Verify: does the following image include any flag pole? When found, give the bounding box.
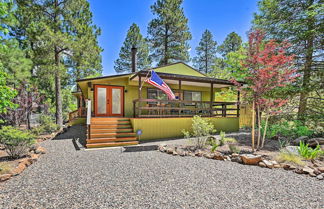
[139,69,151,90]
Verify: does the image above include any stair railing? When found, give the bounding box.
[86,100,91,140]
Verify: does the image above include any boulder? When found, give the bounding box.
[29,143,40,152]
[231,156,242,163]
[317,167,324,173]
[204,153,214,159]
[0,174,12,182]
[302,166,314,175]
[294,168,304,174]
[262,160,274,169]
[282,146,300,156]
[307,138,324,147]
[292,136,309,145]
[195,150,203,157]
[240,154,262,165]
[259,162,266,168]
[158,144,167,152]
[35,147,46,154]
[20,158,33,167]
[283,164,296,170]
[12,163,26,176]
[213,152,225,160]
[166,147,174,154]
[316,174,323,180]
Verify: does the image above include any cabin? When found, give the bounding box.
[71,62,247,148]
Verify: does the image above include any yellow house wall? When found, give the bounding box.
[130,117,239,141]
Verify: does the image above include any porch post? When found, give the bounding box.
[237,90,240,117]
[138,75,142,117]
[210,83,214,116]
[178,80,182,116]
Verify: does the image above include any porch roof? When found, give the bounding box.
[130,70,241,86]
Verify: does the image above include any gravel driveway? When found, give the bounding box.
[0,125,323,209]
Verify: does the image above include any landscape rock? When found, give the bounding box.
[292,136,308,145]
[317,167,324,173]
[213,152,225,160]
[302,166,314,175]
[35,147,47,154]
[12,163,26,176]
[195,150,203,157]
[20,158,33,167]
[240,154,262,165]
[29,143,40,152]
[259,162,266,168]
[282,164,296,170]
[316,174,323,180]
[166,147,174,154]
[204,153,214,159]
[158,144,167,152]
[0,174,12,182]
[273,164,281,168]
[295,168,304,174]
[283,146,300,156]
[307,138,324,147]
[262,160,274,169]
[231,156,242,163]
[30,154,40,161]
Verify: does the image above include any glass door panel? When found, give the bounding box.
[97,87,107,115]
[111,88,121,114]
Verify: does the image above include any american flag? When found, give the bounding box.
[145,70,176,100]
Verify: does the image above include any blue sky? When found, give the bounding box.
[88,0,259,75]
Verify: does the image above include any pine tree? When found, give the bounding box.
[13,0,102,128]
[193,29,217,74]
[114,23,151,73]
[253,0,323,122]
[218,32,242,57]
[147,0,192,66]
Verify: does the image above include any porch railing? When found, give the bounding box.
[86,100,91,140]
[133,99,240,118]
[68,107,86,122]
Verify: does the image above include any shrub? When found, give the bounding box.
[31,126,45,136]
[182,116,215,149]
[298,141,323,160]
[276,151,305,166]
[219,131,237,146]
[0,126,35,159]
[229,144,241,154]
[263,120,313,140]
[39,115,59,134]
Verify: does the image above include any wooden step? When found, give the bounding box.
[90,125,132,129]
[87,137,137,144]
[89,129,133,133]
[86,141,139,148]
[91,121,131,125]
[91,117,130,122]
[90,132,136,138]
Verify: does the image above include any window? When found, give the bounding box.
[147,88,167,100]
[184,91,202,101]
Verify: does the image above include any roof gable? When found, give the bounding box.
[153,62,206,77]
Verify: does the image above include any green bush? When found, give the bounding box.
[31,126,45,136]
[182,115,216,149]
[298,141,323,160]
[263,120,313,139]
[0,126,35,159]
[39,115,59,134]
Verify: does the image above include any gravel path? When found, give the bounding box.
[0,125,323,209]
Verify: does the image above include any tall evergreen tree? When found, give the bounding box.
[253,0,323,122]
[114,23,151,73]
[193,29,217,74]
[147,0,192,66]
[13,0,102,128]
[218,32,242,57]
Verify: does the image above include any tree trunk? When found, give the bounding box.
[251,100,255,152]
[261,113,269,148]
[256,104,261,150]
[163,25,169,65]
[297,1,315,123]
[55,49,63,129]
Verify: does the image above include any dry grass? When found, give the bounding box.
[0,162,12,175]
[275,152,306,166]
